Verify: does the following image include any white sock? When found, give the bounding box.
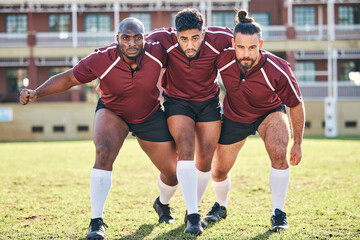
[177,160,198,215]
[212,177,231,207]
[197,168,211,206]
[269,167,290,215]
[158,176,178,205]
[90,168,112,219]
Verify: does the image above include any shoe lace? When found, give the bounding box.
[92,219,108,231]
[208,203,220,216]
[273,213,287,226]
[161,205,174,217]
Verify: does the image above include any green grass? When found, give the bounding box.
[1,137,359,239]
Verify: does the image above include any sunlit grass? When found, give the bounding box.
[0,137,359,239]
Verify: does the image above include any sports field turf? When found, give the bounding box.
[1,137,359,239]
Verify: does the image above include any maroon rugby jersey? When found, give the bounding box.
[216,49,302,123]
[73,42,166,124]
[146,27,233,102]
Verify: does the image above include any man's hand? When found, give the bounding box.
[289,143,302,166]
[20,89,37,105]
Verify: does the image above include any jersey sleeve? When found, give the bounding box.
[73,54,98,83]
[146,28,176,50]
[275,62,303,107]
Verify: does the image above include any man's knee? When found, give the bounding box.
[268,143,288,168]
[95,143,117,169]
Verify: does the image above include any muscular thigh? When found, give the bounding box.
[93,108,129,156]
[195,120,221,171]
[212,139,246,181]
[137,138,178,185]
[257,111,290,168]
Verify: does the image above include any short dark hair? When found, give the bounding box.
[175,8,204,32]
[234,9,262,39]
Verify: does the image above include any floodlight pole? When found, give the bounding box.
[325,0,338,137]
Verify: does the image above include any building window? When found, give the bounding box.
[295,61,316,82]
[85,14,111,33]
[129,13,151,33]
[212,12,235,28]
[6,68,28,93]
[251,12,270,39]
[6,15,27,33]
[339,60,360,81]
[339,6,360,24]
[171,12,177,28]
[294,7,316,26]
[49,14,70,32]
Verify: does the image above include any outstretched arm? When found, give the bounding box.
[289,101,305,166]
[20,69,82,105]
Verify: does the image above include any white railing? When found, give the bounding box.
[299,81,360,99]
[295,24,360,40]
[261,25,287,41]
[0,32,27,47]
[35,32,116,47]
[0,24,359,47]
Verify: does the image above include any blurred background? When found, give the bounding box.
[0,0,359,141]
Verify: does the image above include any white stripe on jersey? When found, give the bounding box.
[76,45,117,67]
[260,68,275,91]
[167,43,178,53]
[223,47,234,51]
[267,58,302,102]
[147,29,177,37]
[219,59,236,72]
[100,56,121,79]
[205,41,220,54]
[205,29,233,38]
[145,51,163,68]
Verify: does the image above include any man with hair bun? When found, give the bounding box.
[203,9,305,231]
[146,8,233,235]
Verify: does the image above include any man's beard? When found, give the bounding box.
[238,57,255,71]
[121,48,140,60]
[182,48,200,61]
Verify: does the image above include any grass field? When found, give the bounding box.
[1,137,359,239]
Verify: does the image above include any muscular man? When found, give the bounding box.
[146,8,233,234]
[203,9,305,231]
[20,18,178,240]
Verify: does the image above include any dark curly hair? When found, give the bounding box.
[234,9,262,39]
[175,8,204,32]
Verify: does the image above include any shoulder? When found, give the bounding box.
[217,47,236,70]
[205,27,233,39]
[263,50,291,70]
[80,43,118,64]
[146,27,176,39]
[204,27,233,52]
[144,41,166,67]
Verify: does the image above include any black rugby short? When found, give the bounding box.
[162,92,221,122]
[96,98,173,142]
[219,104,287,145]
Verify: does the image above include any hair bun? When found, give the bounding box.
[235,9,254,24]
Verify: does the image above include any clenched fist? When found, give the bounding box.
[19,89,37,105]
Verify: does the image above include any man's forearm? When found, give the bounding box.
[289,101,305,145]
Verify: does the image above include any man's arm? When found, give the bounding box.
[20,69,82,105]
[288,101,305,166]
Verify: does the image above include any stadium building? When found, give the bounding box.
[0,0,359,141]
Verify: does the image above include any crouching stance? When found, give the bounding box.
[204,9,305,231]
[20,18,178,239]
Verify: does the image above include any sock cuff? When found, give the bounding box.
[270,167,290,176]
[177,160,195,170]
[91,168,112,179]
[212,176,231,186]
[158,176,178,189]
[197,168,211,178]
